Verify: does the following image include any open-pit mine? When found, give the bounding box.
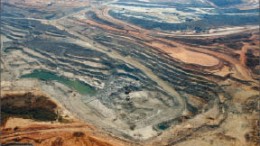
[1,0,259,146]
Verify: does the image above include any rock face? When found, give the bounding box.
[1,0,259,146]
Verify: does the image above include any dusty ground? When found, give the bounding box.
[1,118,129,146]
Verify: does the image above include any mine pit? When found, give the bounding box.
[1,91,63,125]
[1,0,259,146]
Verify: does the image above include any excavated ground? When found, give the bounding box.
[1,0,259,146]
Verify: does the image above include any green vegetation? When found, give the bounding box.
[21,70,96,95]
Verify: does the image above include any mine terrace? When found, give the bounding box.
[1,0,259,146]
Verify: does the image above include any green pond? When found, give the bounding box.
[157,123,170,130]
[21,70,96,95]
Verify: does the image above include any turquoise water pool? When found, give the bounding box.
[21,70,96,95]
